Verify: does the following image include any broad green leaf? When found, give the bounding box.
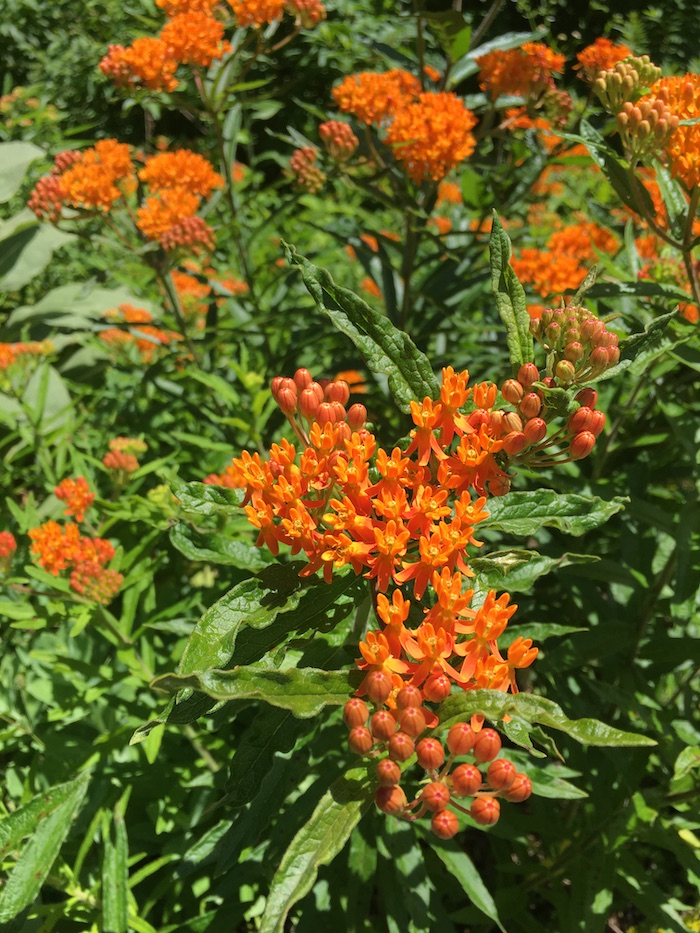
[483,490,627,536]
[0,772,90,922]
[176,562,309,675]
[259,767,375,933]
[284,243,439,411]
[23,363,73,434]
[472,551,599,593]
[7,283,157,328]
[224,706,303,808]
[169,522,271,571]
[489,212,533,372]
[152,665,358,718]
[437,690,656,747]
[102,795,129,933]
[171,480,244,516]
[0,142,44,202]
[420,828,507,932]
[0,217,75,291]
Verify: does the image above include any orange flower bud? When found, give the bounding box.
[472,728,502,763]
[330,400,346,422]
[503,411,523,434]
[396,685,423,710]
[416,738,445,771]
[567,406,592,435]
[343,697,369,728]
[294,367,313,389]
[377,758,402,786]
[325,379,350,405]
[421,781,451,811]
[487,758,517,790]
[375,784,408,814]
[503,431,527,456]
[423,672,452,703]
[564,341,585,362]
[570,430,596,460]
[348,726,374,755]
[520,392,541,419]
[523,417,547,446]
[365,671,393,704]
[371,709,398,741]
[471,795,500,825]
[388,731,415,762]
[555,360,576,383]
[447,722,475,756]
[575,387,597,407]
[517,363,539,388]
[451,763,482,796]
[588,410,606,437]
[398,706,427,738]
[299,386,321,420]
[347,403,367,429]
[431,808,459,839]
[504,772,533,802]
[316,402,337,425]
[278,386,298,415]
[501,378,524,404]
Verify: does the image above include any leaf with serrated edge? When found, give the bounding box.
[151,666,359,718]
[284,243,439,411]
[489,212,533,373]
[436,690,656,747]
[259,768,375,933]
[483,490,627,536]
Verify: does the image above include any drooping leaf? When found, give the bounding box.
[259,767,375,933]
[471,551,599,593]
[284,243,439,411]
[0,772,90,923]
[169,522,271,571]
[489,212,533,372]
[483,490,627,536]
[151,665,358,718]
[171,480,245,516]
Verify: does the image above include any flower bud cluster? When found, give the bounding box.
[103,437,147,477]
[289,147,326,194]
[594,55,662,112]
[284,0,326,28]
[0,531,17,575]
[343,702,532,838]
[616,98,679,161]
[319,120,360,162]
[530,305,620,381]
[271,368,367,434]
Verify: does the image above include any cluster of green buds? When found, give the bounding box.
[288,147,326,194]
[594,55,662,112]
[616,98,679,161]
[530,305,620,383]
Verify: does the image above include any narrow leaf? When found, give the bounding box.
[489,212,533,372]
[259,768,375,933]
[102,802,129,933]
[284,243,439,411]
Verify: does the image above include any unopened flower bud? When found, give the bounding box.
[451,763,482,796]
[588,410,606,437]
[524,417,547,445]
[487,758,517,790]
[518,363,539,388]
[431,808,459,839]
[377,758,401,786]
[471,795,501,825]
[343,698,369,728]
[421,781,451,812]
[299,386,320,420]
[416,738,445,771]
[567,406,592,435]
[423,672,452,703]
[348,726,374,755]
[555,360,576,383]
[564,341,585,362]
[575,387,597,407]
[371,709,397,741]
[316,402,337,425]
[278,386,298,415]
[375,784,407,814]
[294,367,313,389]
[503,431,527,457]
[501,379,524,404]
[504,773,532,802]
[398,706,426,738]
[472,728,502,763]
[396,685,423,710]
[503,411,524,434]
[520,392,541,419]
[570,430,596,460]
[447,722,475,756]
[347,403,367,430]
[388,731,415,762]
[318,119,359,162]
[365,671,392,704]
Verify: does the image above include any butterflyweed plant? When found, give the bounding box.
[0,2,699,931]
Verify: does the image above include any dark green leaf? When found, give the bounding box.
[102,795,129,933]
[489,212,533,372]
[169,522,270,571]
[472,551,599,593]
[483,490,627,536]
[284,243,439,411]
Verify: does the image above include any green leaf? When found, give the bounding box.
[259,768,375,933]
[151,665,358,718]
[169,523,271,571]
[0,772,90,922]
[284,243,439,411]
[0,215,75,292]
[420,828,507,932]
[483,490,627,536]
[223,706,303,808]
[655,161,688,240]
[489,212,533,373]
[7,283,157,329]
[102,793,129,933]
[599,311,679,381]
[0,142,44,203]
[437,690,656,747]
[472,551,599,593]
[171,480,244,516]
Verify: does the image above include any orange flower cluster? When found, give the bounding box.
[100,304,182,362]
[28,521,122,604]
[385,92,477,183]
[160,12,231,67]
[99,38,180,93]
[289,147,325,193]
[0,341,53,371]
[284,0,326,28]
[228,0,285,27]
[103,437,148,476]
[332,69,422,126]
[547,221,619,263]
[319,120,359,162]
[575,38,631,83]
[436,181,462,206]
[477,42,565,101]
[0,531,17,574]
[138,150,224,197]
[55,477,95,523]
[643,75,700,189]
[503,108,563,151]
[510,248,587,299]
[156,0,219,13]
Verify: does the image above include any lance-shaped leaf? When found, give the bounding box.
[483,490,627,536]
[171,480,245,517]
[0,772,91,923]
[259,767,375,933]
[152,665,360,718]
[284,242,439,411]
[489,212,533,373]
[102,792,129,933]
[471,551,599,593]
[169,523,271,571]
[437,689,656,747]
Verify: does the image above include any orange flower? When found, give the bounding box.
[285,0,326,28]
[436,181,461,206]
[332,69,421,126]
[56,140,134,212]
[510,248,587,299]
[156,0,219,13]
[360,277,382,299]
[99,38,179,93]
[575,38,631,83]
[161,12,231,66]
[643,75,700,189]
[547,222,619,263]
[228,0,285,27]
[139,150,224,197]
[423,64,441,83]
[136,186,200,240]
[385,92,477,183]
[55,477,95,523]
[0,340,53,370]
[477,42,564,100]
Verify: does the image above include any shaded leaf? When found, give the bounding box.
[102,795,129,933]
[489,212,533,372]
[169,523,271,571]
[472,551,600,593]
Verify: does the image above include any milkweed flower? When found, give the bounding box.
[99,38,179,93]
[228,0,285,27]
[285,0,326,27]
[575,38,631,83]
[0,531,17,574]
[477,42,565,101]
[642,75,700,189]
[385,92,477,183]
[55,477,95,523]
[332,69,421,126]
[139,150,224,197]
[156,0,219,13]
[160,12,231,67]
